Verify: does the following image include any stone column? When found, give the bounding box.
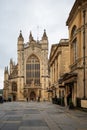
[65,85,68,106]
[73,82,77,106]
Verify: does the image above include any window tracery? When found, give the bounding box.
[26,55,40,85]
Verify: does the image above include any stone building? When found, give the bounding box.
[3,30,49,101]
[49,39,70,101]
[59,0,87,107]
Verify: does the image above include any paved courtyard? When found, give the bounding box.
[0,102,87,130]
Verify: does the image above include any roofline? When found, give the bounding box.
[49,39,69,62]
[66,0,86,26]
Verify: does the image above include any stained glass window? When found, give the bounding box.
[26,55,40,85]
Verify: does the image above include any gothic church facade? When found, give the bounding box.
[3,30,49,101]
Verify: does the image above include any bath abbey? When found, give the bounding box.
[3,30,49,101]
[3,0,87,108]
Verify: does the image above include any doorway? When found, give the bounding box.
[13,95,16,101]
[67,83,73,105]
[30,91,36,101]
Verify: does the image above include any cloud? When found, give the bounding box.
[0,0,75,89]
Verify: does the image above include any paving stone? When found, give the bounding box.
[59,124,76,130]
[76,125,87,130]
[0,123,5,129]
[6,111,18,115]
[0,102,87,130]
[23,114,43,120]
[1,122,20,130]
[40,111,61,130]
[23,109,40,114]
[21,119,47,127]
[7,116,22,121]
[1,126,19,130]
[18,126,49,130]
[2,121,20,125]
[77,129,87,130]
[0,116,8,121]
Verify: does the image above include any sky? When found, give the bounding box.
[0,0,75,89]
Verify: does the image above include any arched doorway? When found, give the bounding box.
[30,91,36,101]
[13,94,16,101]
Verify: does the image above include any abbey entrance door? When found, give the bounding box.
[30,91,36,101]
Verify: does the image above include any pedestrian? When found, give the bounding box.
[38,96,40,102]
[26,97,28,102]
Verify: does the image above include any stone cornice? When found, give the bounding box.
[66,0,87,26]
[49,41,69,65]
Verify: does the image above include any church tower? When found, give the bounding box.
[17,31,24,100]
[40,29,49,99]
[4,66,9,81]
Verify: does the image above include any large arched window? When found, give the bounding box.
[71,25,78,63]
[71,25,77,38]
[26,55,40,85]
[73,38,77,62]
